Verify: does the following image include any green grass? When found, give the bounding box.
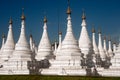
[0,75,119,80]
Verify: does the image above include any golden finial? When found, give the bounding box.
[66,0,71,14]
[2,33,5,38]
[104,36,106,40]
[98,28,101,34]
[9,17,12,24]
[113,41,116,44]
[67,7,71,14]
[108,36,111,41]
[59,31,62,35]
[30,34,32,38]
[55,39,57,42]
[44,16,47,23]
[21,8,25,20]
[82,9,86,20]
[112,38,116,44]
[92,25,95,33]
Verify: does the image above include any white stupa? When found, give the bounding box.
[6,11,32,74]
[1,34,5,50]
[92,28,101,66]
[108,37,113,58]
[29,34,38,54]
[111,42,120,69]
[0,34,6,60]
[41,4,85,76]
[78,11,93,58]
[32,41,38,54]
[56,32,62,56]
[113,42,116,53]
[56,6,81,61]
[35,16,52,61]
[103,36,109,57]
[92,27,99,55]
[101,41,120,77]
[1,18,15,61]
[98,30,106,61]
[29,34,33,51]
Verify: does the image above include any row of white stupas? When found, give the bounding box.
[0,4,120,76]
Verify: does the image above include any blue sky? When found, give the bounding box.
[0,0,120,46]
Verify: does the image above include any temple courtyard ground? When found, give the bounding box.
[0,75,120,80]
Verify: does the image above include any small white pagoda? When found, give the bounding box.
[0,34,6,64]
[98,30,106,61]
[92,28,101,67]
[103,36,109,57]
[108,37,113,58]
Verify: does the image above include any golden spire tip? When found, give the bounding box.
[21,8,25,20]
[92,27,95,33]
[98,28,101,34]
[2,33,5,38]
[82,9,86,20]
[9,17,12,24]
[44,16,47,23]
[66,0,71,14]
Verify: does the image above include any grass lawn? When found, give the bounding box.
[0,75,120,80]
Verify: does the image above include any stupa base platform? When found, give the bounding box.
[0,68,9,75]
[8,70,29,75]
[41,67,86,76]
[0,69,29,75]
[98,68,120,77]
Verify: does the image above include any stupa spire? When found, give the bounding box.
[59,32,62,45]
[29,34,33,51]
[92,27,101,66]
[10,9,31,61]
[92,27,99,55]
[56,1,81,60]
[16,9,28,45]
[108,36,113,57]
[1,17,15,61]
[103,36,107,51]
[82,9,86,20]
[113,41,116,53]
[56,32,62,54]
[79,10,92,58]
[103,36,109,57]
[0,33,5,60]
[98,29,106,61]
[36,16,52,60]
[1,33,5,47]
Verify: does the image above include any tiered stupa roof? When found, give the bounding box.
[35,16,52,60]
[56,5,81,60]
[10,12,31,61]
[78,11,92,58]
[98,30,106,61]
[1,18,15,61]
[92,27,99,55]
